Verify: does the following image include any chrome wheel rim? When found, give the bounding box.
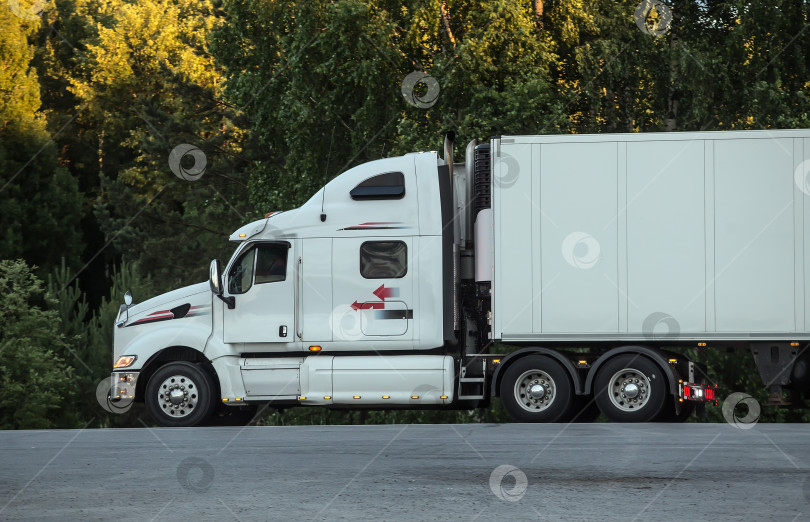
[157,374,199,418]
[514,369,555,412]
[608,368,651,412]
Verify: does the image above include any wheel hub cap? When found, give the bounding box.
[157,375,199,418]
[529,384,546,399]
[623,383,640,398]
[608,369,651,412]
[514,370,556,412]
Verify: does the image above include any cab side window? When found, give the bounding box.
[228,243,289,294]
[350,172,405,200]
[360,241,407,278]
[228,247,256,294]
[255,244,288,284]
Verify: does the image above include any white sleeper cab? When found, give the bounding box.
[110,130,810,426]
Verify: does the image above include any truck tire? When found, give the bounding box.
[593,354,667,422]
[145,362,217,427]
[500,355,573,423]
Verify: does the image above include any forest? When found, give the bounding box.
[1,0,810,428]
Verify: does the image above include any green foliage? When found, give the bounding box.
[0,259,77,429]
[0,2,83,272]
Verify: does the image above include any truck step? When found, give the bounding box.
[458,377,486,400]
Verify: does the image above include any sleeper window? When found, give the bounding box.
[350,172,405,200]
[360,241,407,279]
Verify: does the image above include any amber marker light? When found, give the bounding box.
[113,355,136,369]
[353,396,361,399]
[309,346,322,352]
[382,395,390,399]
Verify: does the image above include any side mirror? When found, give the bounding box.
[124,290,133,307]
[210,259,235,309]
[209,259,223,295]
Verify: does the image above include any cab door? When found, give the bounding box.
[223,241,297,346]
[332,237,414,342]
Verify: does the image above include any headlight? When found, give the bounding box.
[113,355,137,369]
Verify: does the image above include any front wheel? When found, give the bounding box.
[593,354,667,422]
[145,362,217,427]
[500,355,574,423]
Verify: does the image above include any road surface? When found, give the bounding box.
[1,423,809,520]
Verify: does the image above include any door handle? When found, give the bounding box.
[279,325,287,337]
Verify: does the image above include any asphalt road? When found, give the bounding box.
[1,423,809,520]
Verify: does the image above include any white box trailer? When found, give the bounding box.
[490,131,809,343]
[108,129,810,427]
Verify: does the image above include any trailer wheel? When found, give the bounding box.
[593,354,667,422]
[500,355,573,423]
[145,362,217,427]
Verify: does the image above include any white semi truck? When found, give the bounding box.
[110,129,810,426]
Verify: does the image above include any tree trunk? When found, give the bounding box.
[440,2,456,46]
[534,1,544,32]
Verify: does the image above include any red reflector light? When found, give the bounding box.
[684,385,691,399]
[705,387,715,400]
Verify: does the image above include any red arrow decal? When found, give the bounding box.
[373,284,399,300]
[351,301,385,311]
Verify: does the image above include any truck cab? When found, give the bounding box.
[110,149,460,426]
